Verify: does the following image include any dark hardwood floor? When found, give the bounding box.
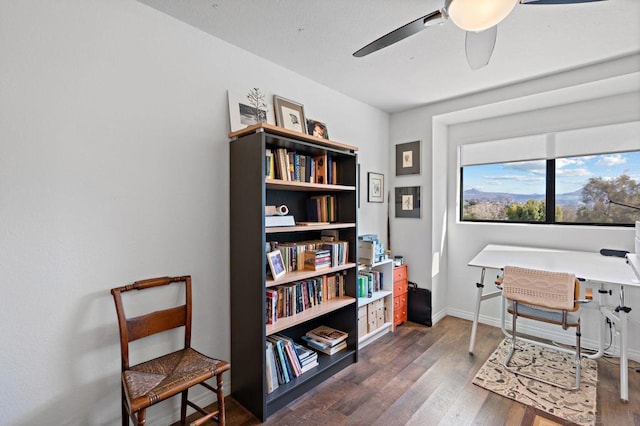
[182,316,640,425]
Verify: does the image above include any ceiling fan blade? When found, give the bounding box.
[520,0,605,4]
[465,26,497,70]
[353,10,443,57]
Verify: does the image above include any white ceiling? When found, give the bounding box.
[138,0,640,113]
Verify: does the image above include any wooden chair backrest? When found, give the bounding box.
[111,275,192,370]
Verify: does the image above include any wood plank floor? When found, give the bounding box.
[181,316,640,426]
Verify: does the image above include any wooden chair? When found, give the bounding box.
[497,266,589,391]
[111,275,230,426]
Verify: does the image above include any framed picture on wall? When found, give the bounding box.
[274,95,307,134]
[367,172,384,203]
[395,186,421,218]
[395,141,421,176]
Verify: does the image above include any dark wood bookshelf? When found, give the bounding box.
[229,125,359,421]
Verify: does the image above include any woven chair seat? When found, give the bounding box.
[124,347,230,412]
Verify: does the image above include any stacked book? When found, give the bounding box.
[304,249,331,271]
[302,325,348,355]
[266,333,319,393]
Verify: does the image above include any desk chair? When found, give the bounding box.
[111,276,230,426]
[498,266,588,391]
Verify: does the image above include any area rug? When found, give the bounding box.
[473,338,597,426]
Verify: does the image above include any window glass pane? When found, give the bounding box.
[462,160,546,222]
[556,151,640,224]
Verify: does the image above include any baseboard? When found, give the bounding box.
[446,307,640,362]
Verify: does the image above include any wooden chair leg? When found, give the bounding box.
[216,373,225,426]
[122,385,129,426]
[181,390,188,424]
[136,409,146,426]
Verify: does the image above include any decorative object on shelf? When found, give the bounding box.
[274,95,307,134]
[395,141,421,176]
[265,205,289,216]
[306,119,329,139]
[227,89,275,132]
[247,88,267,123]
[367,172,384,203]
[395,186,421,218]
[266,249,286,279]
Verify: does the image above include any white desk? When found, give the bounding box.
[468,244,638,402]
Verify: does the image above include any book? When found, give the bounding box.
[265,215,295,227]
[316,340,347,356]
[305,325,348,347]
[301,334,329,351]
[266,289,278,324]
[265,341,279,393]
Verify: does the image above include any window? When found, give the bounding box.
[459,122,640,226]
[556,152,640,224]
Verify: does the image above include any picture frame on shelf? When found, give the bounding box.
[274,95,307,134]
[367,172,384,203]
[306,119,329,139]
[395,186,421,218]
[395,141,421,176]
[266,249,286,280]
[227,90,275,132]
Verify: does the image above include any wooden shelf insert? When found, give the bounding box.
[266,296,356,336]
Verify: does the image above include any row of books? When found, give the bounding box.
[266,149,338,185]
[266,334,319,393]
[358,270,384,298]
[302,325,349,355]
[273,239,349,273]
[266,273,346,324]
[306,195,337,223]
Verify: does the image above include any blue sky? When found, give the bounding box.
[463,151,640,195]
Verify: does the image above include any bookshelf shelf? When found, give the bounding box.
[357,290,392,308]
[266,296,356,336]
[266,178,355,192]
[266,222,356,234]
[230,125,358,421]
[266,262,357,287]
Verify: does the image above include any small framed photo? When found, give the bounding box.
[367,172,384,203]
[227,90,275,132]
[274,95,307,134]
[395,186,421,218]
[266,250,286,280]
[306,119,329,139]
[396,141,421,176]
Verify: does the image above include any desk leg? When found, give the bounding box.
[469,268,486,355]
[620,309,628,402]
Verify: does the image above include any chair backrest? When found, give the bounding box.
[111,275,192,371]
[502,266,577,311]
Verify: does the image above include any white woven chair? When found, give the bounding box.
[498,265,589,390]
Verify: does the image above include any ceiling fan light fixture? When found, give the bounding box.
[447,0,519,32]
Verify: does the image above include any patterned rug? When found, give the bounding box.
[473,338,597,426]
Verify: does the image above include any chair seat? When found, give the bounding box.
[508,302,580,326]
[123,347,231,412]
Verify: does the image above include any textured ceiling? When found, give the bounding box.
[138,0,640,113]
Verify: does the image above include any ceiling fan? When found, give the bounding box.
[353,0,606,70]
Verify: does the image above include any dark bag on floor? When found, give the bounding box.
[407,281,432,326]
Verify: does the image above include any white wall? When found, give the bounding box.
[389,55,640,359]
[0,1,389,424]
